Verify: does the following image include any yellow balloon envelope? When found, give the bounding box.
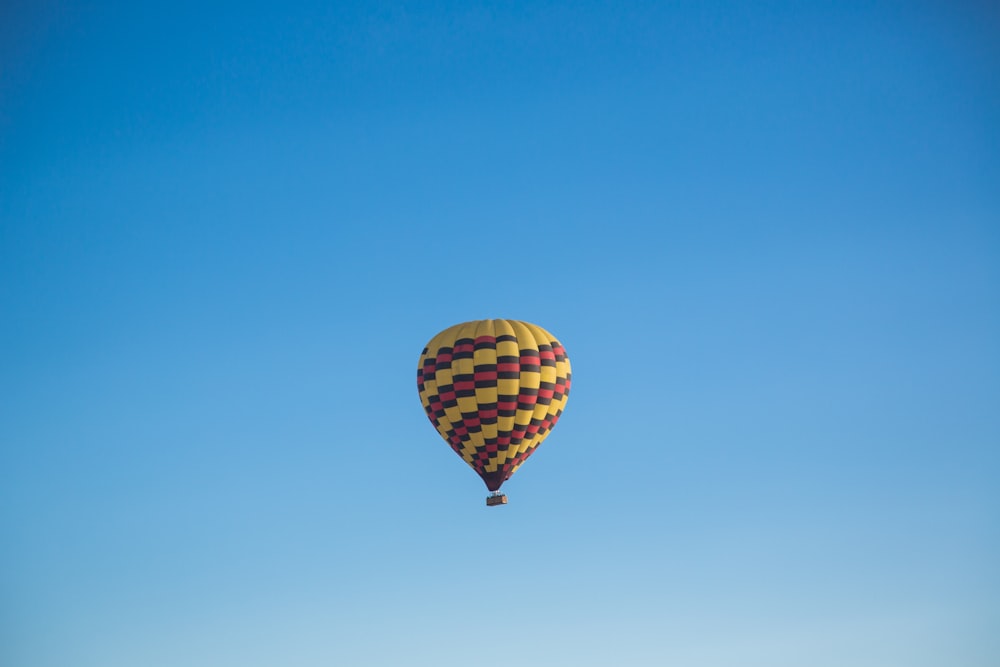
[417,319,572,502]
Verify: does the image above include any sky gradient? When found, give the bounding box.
[2,2,998,666]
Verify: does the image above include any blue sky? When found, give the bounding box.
[2,1,998,666]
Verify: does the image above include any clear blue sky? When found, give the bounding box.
[2,2,998,666]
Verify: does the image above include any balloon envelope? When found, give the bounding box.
[417,319,572,491]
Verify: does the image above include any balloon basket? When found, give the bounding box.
[486,492,508,507]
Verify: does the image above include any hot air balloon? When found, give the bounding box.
[417,319,572,506]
